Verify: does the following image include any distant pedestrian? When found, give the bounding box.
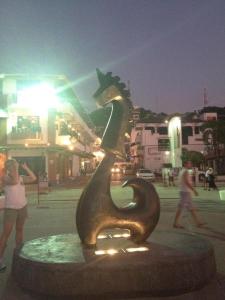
[162,168,169,186]
[173,161,206,229]
[0,159,36,272]
[207,168,218,191]
[204,168,210,190]
[168,168,175,186]
[56,173,60,185]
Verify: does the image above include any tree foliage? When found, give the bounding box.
[139,108,168,122]
[181,148,204,167]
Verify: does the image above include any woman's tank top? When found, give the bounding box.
[4,176,27,209]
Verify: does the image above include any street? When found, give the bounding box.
[0,182,225,299]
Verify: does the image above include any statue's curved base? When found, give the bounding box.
[9,231,217,298]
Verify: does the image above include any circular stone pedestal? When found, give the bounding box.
[12,230,216,298]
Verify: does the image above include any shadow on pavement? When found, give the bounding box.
[193,226,225,241]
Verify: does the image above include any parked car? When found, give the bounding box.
[123,165,136,176]
[111,164,122,174]
[111,164,123,181]
[136,169,156,181]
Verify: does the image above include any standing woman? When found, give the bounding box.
[0,159,36,271]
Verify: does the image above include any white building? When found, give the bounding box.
[130,111,215,171]
[130,122,170,171]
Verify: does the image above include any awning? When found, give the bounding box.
[0,145,95,158]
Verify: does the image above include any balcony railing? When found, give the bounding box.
[10,127,41,140]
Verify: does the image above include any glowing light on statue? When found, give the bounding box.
[95,249,118,256]
[113,233,130,238]
[126,247,149,253]
[94,246,149,256]
[97,232,131,239]
[97,234,108,239]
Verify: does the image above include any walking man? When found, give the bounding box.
[173,161,206,229]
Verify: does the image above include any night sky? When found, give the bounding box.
[0,0,225,113]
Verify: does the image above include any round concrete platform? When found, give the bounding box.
[12,230,216,298]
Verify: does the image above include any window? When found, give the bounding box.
[182,126,193,145]
[157,127,168,135]
[17,116,40,130]
[11,116,41,139]
[158,139,170,151]
[194,126,200,134]
[145,126,155,134]
[59,121,70,136]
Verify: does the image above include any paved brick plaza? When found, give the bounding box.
[0,182,225,299]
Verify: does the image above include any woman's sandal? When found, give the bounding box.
[196,222,207,228]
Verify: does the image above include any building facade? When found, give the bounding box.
[0,74,98,183]
[130,113,211,172]
[130,121,170,171]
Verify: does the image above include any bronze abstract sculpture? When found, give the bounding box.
[76,69,160,248]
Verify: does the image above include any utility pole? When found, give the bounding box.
[203,88,208,107]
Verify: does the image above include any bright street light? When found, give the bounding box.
[17,83,60,113]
